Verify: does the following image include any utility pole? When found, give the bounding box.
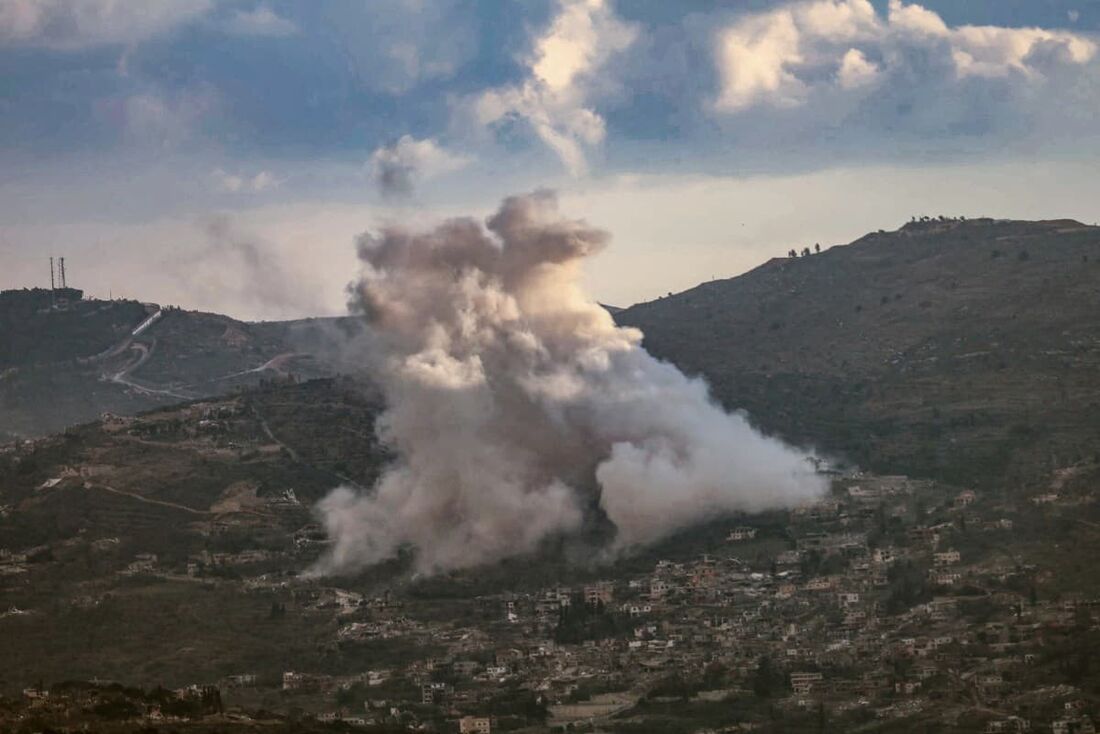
[59,257,66,289]
[49,256,56,309]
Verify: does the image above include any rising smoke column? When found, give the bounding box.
[311,191,825,575]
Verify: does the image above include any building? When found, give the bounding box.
[727,527,757,542]
[790,672,823,695]
[584,583,614,606]
[933,550,961,567]
[908,527,939,545]
[954,490,977,509]
[459,716,491,733]
[421,682,452,705]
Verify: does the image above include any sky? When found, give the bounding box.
[1,0,1099,320]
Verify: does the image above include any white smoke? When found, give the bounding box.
[311,191,825,575]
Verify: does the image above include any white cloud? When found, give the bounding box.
[885,0,947,37]
[0,0,211,49]
[222,5,296,38]
[837,47,880,89]
[471,0,638,176]
[368,136,470,196]
[714,0,1096,112]
[212,168,280,194]
[715,9,806,111]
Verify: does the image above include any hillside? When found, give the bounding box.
[0,290,358,440]
[0,377,386,689]
[616,217,1100,487]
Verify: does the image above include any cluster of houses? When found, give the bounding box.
[4,468,1098,733]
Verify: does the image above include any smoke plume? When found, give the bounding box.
[312,191,824,575]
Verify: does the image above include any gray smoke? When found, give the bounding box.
[311,191,825,575]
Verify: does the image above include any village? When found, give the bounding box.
[3,460,1099,734]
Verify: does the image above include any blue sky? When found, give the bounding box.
[2,0,1099,318]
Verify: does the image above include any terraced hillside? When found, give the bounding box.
[616,218,1100,488]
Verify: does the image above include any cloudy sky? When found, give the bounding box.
[2,0,1099,319]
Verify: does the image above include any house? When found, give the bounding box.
[22,687,47,700]
[790,672,824,695]
[954,490,977,509]
[283,672,307,691]
[776,583,797,599]
[895,681,922,695]
[872,548,899,565]
[805,576,837,592]
[421,682,452,705]
[837,592,861,607]
[1052,719,1095,734]
[224,674,257,687]
[727,527,757,542]
[933,550,961,567]
[792,500,840,521]
[123,553,158,575]
[459,716,491,733]
[847,485,880,500]
[584,583,614,606]
[931,571,962,586]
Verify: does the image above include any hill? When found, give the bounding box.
[0,377,387,689]
[615,217,1100,488]
[0,289,360,440]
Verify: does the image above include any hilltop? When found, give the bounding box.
[616,217,1100,488]
[0,289,359,440]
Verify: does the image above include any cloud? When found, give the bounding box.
[0,0,211,49]
[714,0,1096,113]
[212,168,280,194]
[471,0,638,176]
[222,5,296,38]
[99,85,220,148]
[318,0,478,95]
[837,47,880,89]
[368,136,470,197]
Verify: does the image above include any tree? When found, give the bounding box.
[814,243,821,254]
[752,655,785,698]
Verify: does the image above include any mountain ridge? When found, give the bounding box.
[615,216,1100,486]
